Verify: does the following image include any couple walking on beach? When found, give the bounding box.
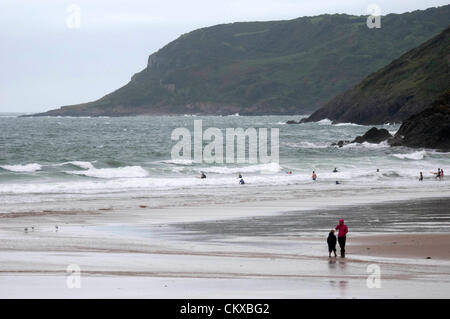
[327,219,348,258]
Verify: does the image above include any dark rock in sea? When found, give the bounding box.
[388,91,450,150]
[331,140,351,148]
[352,127,392,144]
[286,120,299,124]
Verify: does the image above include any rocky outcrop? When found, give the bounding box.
[331,127,391,147]
[331,140,351,148]
[388,91,450,150]
[352,127,392,144]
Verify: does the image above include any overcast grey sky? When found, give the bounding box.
[1,0,448,113]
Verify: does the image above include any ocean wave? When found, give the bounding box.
[56,161,95,170]
[392,150,426,160]
[388,130,399,135]
[317,119,332,125]
[0,165,445,196]
[160,159,194,165]
[284,141,329,149]
[201,162,281,174]
[66,165,149,179]
[0,163,42,172]
[340,141,390,150]
[333,122,363,127]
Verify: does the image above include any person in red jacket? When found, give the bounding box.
[335,219,348,257]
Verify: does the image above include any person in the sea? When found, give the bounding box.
[312,171,317,181]
[333,168,338,173]
[286,171,292,175]
[200,172,206,179]
[441,168,444,179]
[435,168,441,180]
[239,178,245,185]
[327,229,337,258]
[419,172,423,181]
[238,172,242,179]
[335,219,348,257]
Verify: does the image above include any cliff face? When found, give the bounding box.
[304,25,450,125]
[388,91,450,150]
[32,5,450,117]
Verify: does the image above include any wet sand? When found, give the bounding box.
[350,233,450,260]
[1,196,450,298]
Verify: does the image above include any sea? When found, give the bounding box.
[1,114,449,211]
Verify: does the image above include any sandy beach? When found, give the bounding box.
[1,189,450,298]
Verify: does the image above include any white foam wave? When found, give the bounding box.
[341,141,390,150]
[1,165,447,196]
[392,150,426,160]
[201,162,281,174]
[67,166,149,179]
[317,119,332,125]
[160,159,194,165]
[0,163,42,172]
[284,141,329,149]
[333,122,363,127]
[56,161,95,170]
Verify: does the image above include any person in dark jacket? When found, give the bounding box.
[327,229,337,257]
[335,218,348,257]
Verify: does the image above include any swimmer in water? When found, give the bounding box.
[238,172,242,179]
[312,171,317,181]
[333,168,338,173]
[199,172,206,179]
[419,172,423,181]
[239,178,245,185]
[435,168,441,180]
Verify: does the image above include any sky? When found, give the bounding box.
[1,0,448,113]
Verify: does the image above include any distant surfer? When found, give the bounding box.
[333,168,338,173]
[199,172,206,179]
[239,178,245,185]
[286,171,292,175]
[419,172,423,181]
[238,172,242,179]
[335,219,348,257]
[376,168,380,173]
[312,171,317,181]
[335,181,340,185]
[441,168,444,179]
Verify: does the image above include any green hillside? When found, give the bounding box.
[304,25,449,124]
[35,5,450,116]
